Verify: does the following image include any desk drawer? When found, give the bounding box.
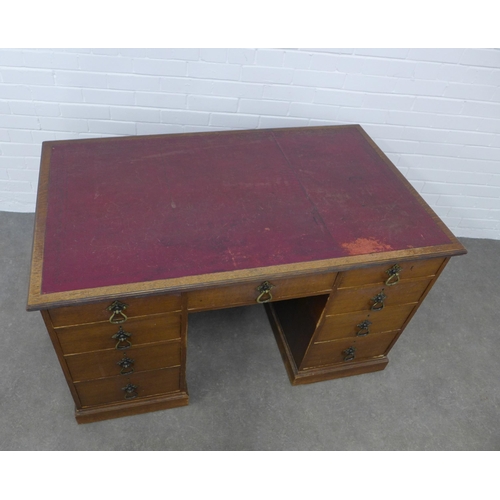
[301,331,398,370]
[65,341,182,382]
[325,278,432,315]
[187,273,336,311]
[315,303,416,342]
[338,258,444,288]
[49,294,182,327]
[56,313,181,355]
[75,366,181,408]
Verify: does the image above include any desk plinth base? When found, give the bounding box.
[265,303,388,386]
[74,391,189,424]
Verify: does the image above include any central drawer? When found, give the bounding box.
[56,313,181,355]
[187,272,337,311]
[75,366,182,407]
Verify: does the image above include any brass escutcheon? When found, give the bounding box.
[112,326,132,350]
[385,264,402,286]
[371,291,387,311]
[356,319,372,337]
[122,383,138,400]
[343,346,356,362]
[117,356,135,375]
[107,300,128,324]
[256,281,275,303]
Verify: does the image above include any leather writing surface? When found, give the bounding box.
[272,127,448,254]
[41,127,452,294]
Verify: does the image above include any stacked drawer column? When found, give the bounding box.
[41,293,189,423]
[269,258,449,385]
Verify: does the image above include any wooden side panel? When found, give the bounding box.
[270,296,326,368]
[40,310,83,409]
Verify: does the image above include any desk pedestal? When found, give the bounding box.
[42,256,449,423]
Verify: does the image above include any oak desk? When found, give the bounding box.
[27,125,466,423]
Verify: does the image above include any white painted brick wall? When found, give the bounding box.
[0,48,499,239]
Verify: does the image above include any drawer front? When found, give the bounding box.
[302,331,398,370]
[65,341,182,382]
[56,313,181,355]
[75,366,181,408]
[49,293,182,327]
[316,303,416,342]
[187,273,336,311]
[325,278,432,316]
[338,258,444,289]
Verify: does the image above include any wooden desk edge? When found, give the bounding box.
[26,125,468,312]
[27,242,467,311]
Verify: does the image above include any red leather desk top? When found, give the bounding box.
[39,125,453,295]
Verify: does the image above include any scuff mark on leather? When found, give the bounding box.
[341,237,393,255]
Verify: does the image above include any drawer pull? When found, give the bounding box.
[371,291,387,311]
[122,383,138,400]
[356,320,372,337]
[117,356,135,375]
[343,346,356,362]
[256,281,274,303]
[112,326,132,350]
[385,264,402,286]
[107,300,128,324]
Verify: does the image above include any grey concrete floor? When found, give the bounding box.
[1,211,498,450]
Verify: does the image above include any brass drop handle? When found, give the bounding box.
[117,356,135,375]
[385,264,402,286]
[112,326,132,350]
[256,281,274,303]
[107,300,128,324]
[122,383,138,400]
[356,320,372,337]
[343,346,356,362]
[371,291,387,311]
